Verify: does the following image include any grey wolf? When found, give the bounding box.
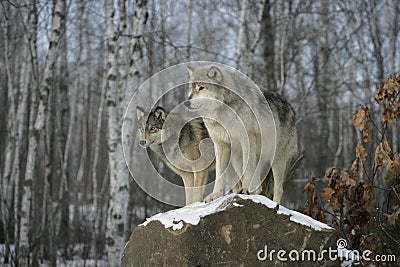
[136,106,215,205]
[185,64,297,204]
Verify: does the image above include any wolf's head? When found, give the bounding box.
[185,65,228,110]
[136,106,167,149]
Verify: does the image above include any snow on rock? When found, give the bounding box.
[141,193,332,231]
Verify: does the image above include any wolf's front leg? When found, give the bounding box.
[192,170,207,203]
[204,142,230,203]
[181,173,194,205]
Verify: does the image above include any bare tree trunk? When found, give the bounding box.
[2,4,17,263]
[277,1,291,95]
[105,0,147,263]
[244,0,266,78]
[70,0,85,244]
[314,0,330,167]
[262,0,276,91]
[185,0,193,61]
[104,0,125,264]
[18,0,64,264]
[12,3,36,252]
[91,71,107,261]
[234,0,247,68]
[385,0,398,154]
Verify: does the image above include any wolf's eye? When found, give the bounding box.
[149,126,157,133]
[198,86,204,91]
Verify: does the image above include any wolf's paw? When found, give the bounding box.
[233,186,248,194]
[204,192,222,203]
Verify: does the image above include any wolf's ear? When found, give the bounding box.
[186,64,193,76]
[207,65,223,83]
[136,106,145,119]
[154,106,167,120]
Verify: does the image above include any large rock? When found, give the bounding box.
[122,194,337,266]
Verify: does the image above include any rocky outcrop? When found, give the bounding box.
[122,194,338,266]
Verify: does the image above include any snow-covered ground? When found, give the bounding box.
[0,244,107,266]
[141,193,333,231]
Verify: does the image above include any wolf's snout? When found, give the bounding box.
[184,100,192,109]
[139,139,147,147]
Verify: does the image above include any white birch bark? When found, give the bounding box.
[244,0,266,76]
[105,0,127,264]
[105,0,147,263]
[71,0,86,237]
[185,0,192,61]
[12,2,34,242]
[91,72,107,260]
[234,0,247,68]
[385,0,398,153]
[125,0,148,165]
[2,4,17,262]
[18,0,64,264]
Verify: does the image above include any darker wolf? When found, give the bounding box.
[136,106,215,205]
[185,64,297,204]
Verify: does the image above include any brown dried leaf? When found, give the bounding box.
[375,84,385,104]
[381,103,395,124]
[352,108,367,130]
[320,187,335,203]
[342,175,356,187]
[374,142,391,171]
[362,129,370,142]
[383,140,392,155]
[304,176,316,192]
[322,167,336,183]
[384,206,400,226]
[355,143,367,162]
[384,154,400,186]
[331,194,344,213]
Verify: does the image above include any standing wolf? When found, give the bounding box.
[136,106,215,205]
[186,64,297,204]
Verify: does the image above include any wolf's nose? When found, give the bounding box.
[139,139,147,147]
[184,100,191,109]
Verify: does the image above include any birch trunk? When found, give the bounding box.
[105,0,127,264]
[314,0,330,166]
[18,0,64,264]
[234,0,247,68]
[244,0,266,77]
[12,6,34,246]
[185,0,193,61]
[2,4,17,262]
[105,0,147,263]
[71,0,85,240]
[126,0,148,165]
[262,0,276,91]
[91,76,106,260]
[385,0,398,153]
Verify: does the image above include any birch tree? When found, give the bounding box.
[262,0,276,91]
[1,3,17,263]
[104,0,127,264]
[105,0,148,263]
[234,0,247,68]
[18,0,64,264]
[13,0,38,261]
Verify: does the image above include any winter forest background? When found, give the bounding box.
[0,0,399,265]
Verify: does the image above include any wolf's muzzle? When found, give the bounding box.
[184,100,192,109]
[139,139,147,148]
